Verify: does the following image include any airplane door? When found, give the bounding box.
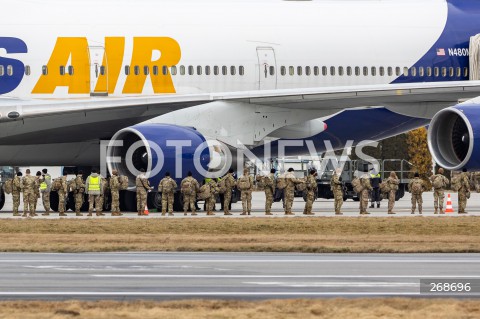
[88,46,108,96]
[257,47,277,90]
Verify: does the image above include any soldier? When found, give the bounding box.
[136,168,153,216]
[72,171,85,216]
[458,168,471,214]
[264,168,276,216]
[385,171,399,214]
[158,172,178,216]
[237,168,254,215]
[181,171,200,216]
[97,176,108,214]
[86,168,104,216]
[330,168,344,215]
[408,172,426,214]
[40,168,52,216]
[12,172,22,216]
[22,169,36,217]
[303,169,318,215]
[359,171,373,215]
[33,171,41,213]
[109,170,123,216]
[284,168,301,215]
[57,171,68,216]
[430,168,450,214]
[206,178,219,215]
[222,169,236,215]
[369,169,382,208]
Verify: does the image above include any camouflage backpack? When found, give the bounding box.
[119,176,129,190]
[432,175,445,189]
[181,178,196,196]
[451,175,461,192]
[3,179,13,194]
[217,178,227,194]
[237,176,251,191]
[67,178,77,193]
[276,175,286,190]
[379,181,391,194]
[411,179,423,195]
[51,178,63,191]
[197,184,211,200]
[295,179,307,192]
[255,176,265,190]
[352,178,363,193]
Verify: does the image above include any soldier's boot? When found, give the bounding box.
[87,212,93,216]
[388,211,395,214]
[29,213,35,217]
[168,213,174,216]
[59,213,67,216]
[247,211,251,215]
[240,212,247,215]
[137,211,142,216]
[96,212,105,216]
[335,211,343,215]
[440,209,445,214]
[377,203,380,208]
[434,209,438,214]
[306,212,314,215]
[265,212,273,215]
[22,213,28,217]
[13,213,20,216]
[191,212,197,216]
[285,212,294,215]
[42,212,50,216]
[161,212,166,216]
[76,212,83,216]
[419,210,422,215]
[184,211,188,216]
[224,212,232,215]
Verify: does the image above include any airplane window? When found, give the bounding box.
[297,66,302,76]
[143,66,149,75]
[322,66,327,76]
[124,65,130,75]
[0,65,4,76]
[355,66,360,76]
[222,66,227,75]
[338,66,344,76]
[180,65,185,75]
[206,66,211,76]
[395,67,401,76]
[371,67,376,76]
[427,67,432,77]
[289,66,294,76]
[411,67,416,77]
[441,67,446,77]
[456,67,461,77]
[314,66,319,76]
[188,65,194,75]
[379,67,385,76]
[25,65,31,76]
[269,66,274,76]
[403,67,409,76]
[100,66,105,76]
[6,65,13,76]
[464,67,468,78]
[434,67,439,77]
[214,66,219,75]
[153,66,159,76]
[363,66,368,76]
[239,66,245,76]
[387,67,393,76]
[419,67,424,77]
[449,67,454,77]
[330,66,335,76]
[281,66,286,76]
[231,66,237,76]
[171,66,177,75]
[197,66,202,75]
[68,65,74,75]
[346,66,352,76]
[134,65,140,76]
[59,66,65,76]
[162,66,168,75]
[306,66,311,76]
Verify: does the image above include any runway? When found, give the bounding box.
[1,253,480,300]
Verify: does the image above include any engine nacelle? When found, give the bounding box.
[107,124,210,188]
[428,104,480,171]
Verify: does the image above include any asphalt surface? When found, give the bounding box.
[0,252,479,300]
[1,191,480,218]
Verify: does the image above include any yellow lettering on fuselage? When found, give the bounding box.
[32,37,90,94]
[94,37,125,94]
[122,37,181,94]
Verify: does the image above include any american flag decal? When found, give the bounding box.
[437,48,446,56]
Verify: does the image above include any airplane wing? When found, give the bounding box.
[2,80,480,145]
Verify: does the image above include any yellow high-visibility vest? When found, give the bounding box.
[88,176,100,192]
[40,175,50,190]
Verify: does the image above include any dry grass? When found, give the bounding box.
[1,217,480,253]
[0,299,479,319]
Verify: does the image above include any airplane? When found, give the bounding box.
[1,0,480,211]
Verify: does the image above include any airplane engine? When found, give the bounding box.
[428,104,480,171]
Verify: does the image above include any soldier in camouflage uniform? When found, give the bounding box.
[222,169,236,215]
[57,172,68,216]
[73,171,85,216]
[40,168,52,216]
[330,168,344,215]
[158,172,178,216]
[359,172,373,215]
[109,170,123,216]
[136,169,153,216]
[22,169,37,217]
[458,168,471,214]
[12,172,22,216]
[181,171,200,216]
[429,168,450,214]
[237,168,254,215]
[264,168,276,215]
[206,179,219,215]
[284,168,301,215]
[33,171,41,213]
[408,172,426,214]
[303,169,318,215]
[385,171,399,214]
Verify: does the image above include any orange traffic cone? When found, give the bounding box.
[144,205,150,216]
[445,194,454,213]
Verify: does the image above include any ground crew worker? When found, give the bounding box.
[40,168,52,216]
[458,168,471,214]
[109,170,123,216]
[12,172,22,216]
[86,168,104,216]
[284,168,301,215]
[430,168,450,214]
[303,169,318,215]
[408,172,426,214]
[264,168,276,216]
[237,168,254,215]
[33,171,41,213]
[181,171,200,216]
[22,169,37,217]
[158,172,177,216]
[57,171,68,216]
[136,169,153,216]
[369,169,382,208]
[222,169,236,215]
[385,171,399,214]
[206,178,219,215]
[331,168,344,215]
[359,171,372,215]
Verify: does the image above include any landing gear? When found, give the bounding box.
[0,190,5,211]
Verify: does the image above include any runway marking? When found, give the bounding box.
[3,259,480,263]
[90,275,480,278]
